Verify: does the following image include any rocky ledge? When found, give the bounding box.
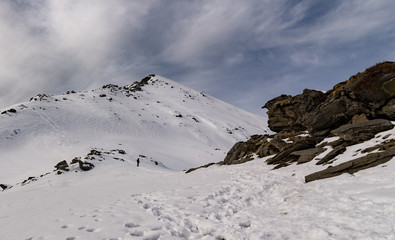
[222,61,395,182]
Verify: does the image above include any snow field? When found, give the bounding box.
[0,75,267,184]
[1,76,394,239]
[1,155,394,239]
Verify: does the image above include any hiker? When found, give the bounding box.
[137,157,140,167]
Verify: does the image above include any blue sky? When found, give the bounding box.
[1,0,395,115]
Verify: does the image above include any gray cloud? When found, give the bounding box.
[1,0,395,115]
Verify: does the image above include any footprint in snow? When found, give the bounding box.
[124,222,140,228]
[86,228,100,233]
[66,237,78,240]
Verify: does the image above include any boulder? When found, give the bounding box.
[263,61,395,134]
[263,90,326,133]
[266,138,317,166]
[305,148,395,183]
[291,148,326,164]
[316,145,346,165]
[223,135,269,165]
[331,119,394,142]
[54,160,69,171]
[256,138,287,158]
[78,160,94,171]
[380,99,395,119]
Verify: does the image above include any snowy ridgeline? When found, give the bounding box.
[1,75,395,239]
[0,75,267,186]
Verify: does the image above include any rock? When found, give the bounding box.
[305,148,395,183]
[185,162,217,173]
[267,138,317,166]
[0,184,9,190]
[291,148,326,164]
[54,160,69,171]
[70,157,80,164]
[380,98,395,119]
[78,160,94,171]
[351,113,369,124]
[256,138,287,158]
[316,145,346,165]
[331,119,394,142]
[223,134,269,165]
[88,149,101,156]
[263,90,326,133]
[263,62,395,134]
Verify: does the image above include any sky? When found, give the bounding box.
[1,0,395,115]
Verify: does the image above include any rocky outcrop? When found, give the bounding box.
[222,62,395,182]
[305,148,395,183]
[263,61,395,135]
[291,148,326,164]
[331,119,393,142]
[223,135,269,165]
[263,90,326,133]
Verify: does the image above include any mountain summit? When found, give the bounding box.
[0,75,267,185]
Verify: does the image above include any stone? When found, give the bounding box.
[380,98,395,119]
[185,163,217,174]
[54,160,69,171]
[263,62,395,134]
[78,160,94,171]
[305,148,395,183]
[291,148,326,164]
[263,90,326,133]
[316,145,346,165]
[331,119,394,142]
[351,113,368,124]
[223,135,269,165]
[256,138,287,158]
[267,138,317,165]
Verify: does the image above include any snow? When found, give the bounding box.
[0,75,267,183]
[1,154,394,239]
[1,75,395,239]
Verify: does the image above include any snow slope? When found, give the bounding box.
[0,75,267,184]
[1,75,394,239]
[1,145,394,239]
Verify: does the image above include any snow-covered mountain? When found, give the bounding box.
[1,74,394,240]
[0,74,267,186]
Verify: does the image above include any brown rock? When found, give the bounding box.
[305,148,395,183]
[316,145,346,165]
[291,148,326,164]
[331,119,394,142]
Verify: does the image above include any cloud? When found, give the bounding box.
[0,0,394,115]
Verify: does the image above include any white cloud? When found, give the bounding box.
[0,0,394,114]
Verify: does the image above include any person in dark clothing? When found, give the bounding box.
[137,157,140,167]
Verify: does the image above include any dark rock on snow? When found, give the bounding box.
[305,148,395,183]
[222,61,395,182]
[331,119,393,142]
[54,160,69,171]
[263,61,395,135]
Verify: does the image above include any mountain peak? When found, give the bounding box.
[0,74,267,186]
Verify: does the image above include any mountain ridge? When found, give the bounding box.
[222,61,395,182]
[0,74,267,186]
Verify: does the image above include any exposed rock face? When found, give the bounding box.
[291,148,326,164]
[305,149,395,183]
[264,61,395,135]
[222,62,395,182]
[263,90,326,133]
[330,119,394,142]
[223,135,269,165]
